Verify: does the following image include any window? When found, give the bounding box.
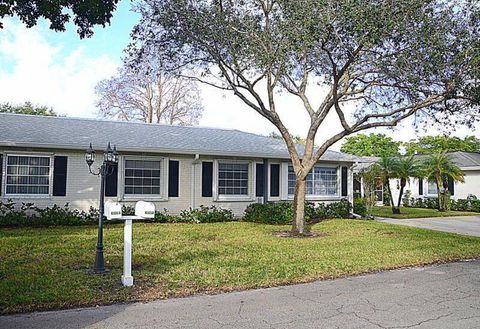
[6,155,50,195]
[218,162,249,195]
[288,165,338,196]
[124,159,161,195]
[427,181,437,195]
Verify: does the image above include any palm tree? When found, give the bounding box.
[377,156,398,213]
[392,155,421,213]
[422,152,465,211]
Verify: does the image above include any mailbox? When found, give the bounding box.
[105,201,123,220]
[135,201,155,219]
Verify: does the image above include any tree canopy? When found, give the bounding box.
[405,135,480,155]
[0,102,58,116]
[0,0,119,38]
[128,0,480,234]
[340,134,400,157]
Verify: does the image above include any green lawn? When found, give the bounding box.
[1,220,480,314]
[371,206,478,219]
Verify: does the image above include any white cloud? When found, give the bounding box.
[0,21,118,118]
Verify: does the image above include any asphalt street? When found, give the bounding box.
[1,259,479,329]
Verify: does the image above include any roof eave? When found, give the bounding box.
[0,141,355,163]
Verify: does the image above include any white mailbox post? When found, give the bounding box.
[105,201,155,287]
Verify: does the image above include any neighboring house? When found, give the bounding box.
[0,113,357,217]
[352,156,384,203]
[354,152,480,205]
[390,151,480,203]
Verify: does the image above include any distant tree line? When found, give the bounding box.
[341,133,480,157]
[0,102,58,116]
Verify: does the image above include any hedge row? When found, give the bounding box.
[243,200,351,225]
[403,197,480,212]
[0,200,234,227]
[0,199,352,227]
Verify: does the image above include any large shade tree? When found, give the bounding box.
[0,0,119,38]
[128,0,480,235]
[341,133,400,157]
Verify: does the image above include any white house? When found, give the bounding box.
[390,152,480,202]
[0,113,358,217]
[354,152,480,205]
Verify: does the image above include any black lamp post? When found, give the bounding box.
[85,142,119,274]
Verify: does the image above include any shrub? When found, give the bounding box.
[179,205,235,223]
[243,202,294,225]
[0,200,98,227]
[404,196,480,213]
[402,190,411,207]
[243,200,351,225]
[353,198,367,217]
[324,199,351,218]
[0,200,235,227]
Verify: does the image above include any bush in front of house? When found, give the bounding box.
[0,200,236,227]
[179,205,235,223]
[403,195,480,213]
[0,199,98,227]
[243,202,295,225]
[353,198,367,217]
[243,200,351,225]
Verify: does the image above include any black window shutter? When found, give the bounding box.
[418,178,423,195]
[105,164,118,197]
[448,177,455,196]
[341,166,348,197]
[270,164,280,197]
[0,154,2,196]
[168,160,179,197]
[202,162,213,197]
[256,163,264,197]
[53,156,68,196]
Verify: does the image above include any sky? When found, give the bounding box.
[0,0,477,151]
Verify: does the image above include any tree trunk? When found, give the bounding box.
[292,178,306,235]
[384,178,397,214]
[436,180,445,211]
[395,179,406,214]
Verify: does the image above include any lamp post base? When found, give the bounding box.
[94,248,107,274]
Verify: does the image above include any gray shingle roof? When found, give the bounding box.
[414,151,480,168]
[0,113,357,162]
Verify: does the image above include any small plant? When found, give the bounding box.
[402,190,411,207]
[353,198,367,217]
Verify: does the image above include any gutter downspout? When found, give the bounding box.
[191,154,201,209]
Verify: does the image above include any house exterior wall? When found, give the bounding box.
[0,146,354,217]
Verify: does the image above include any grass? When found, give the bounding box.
[1,220,480,314]
[371,206,478,219]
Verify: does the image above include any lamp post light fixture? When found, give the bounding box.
[85,142,119,274]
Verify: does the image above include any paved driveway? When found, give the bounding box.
[377,216,480,237]
[2,260,480,329]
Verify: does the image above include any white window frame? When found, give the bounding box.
[213,159,255,202]
[2,152,54,198]
[119,155,169,201]
[284,163,341,200]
